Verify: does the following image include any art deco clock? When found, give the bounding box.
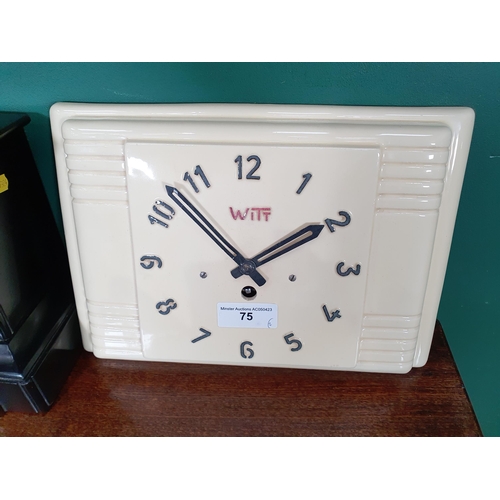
[50,103,474,373]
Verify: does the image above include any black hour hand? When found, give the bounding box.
[231,224,324,279]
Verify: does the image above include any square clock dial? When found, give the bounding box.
[50,104,474,373]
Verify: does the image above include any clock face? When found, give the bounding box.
[125,143,380,369]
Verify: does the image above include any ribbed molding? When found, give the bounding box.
[87,301,142,356]
[355,315,420,373]
[376,146,448,212]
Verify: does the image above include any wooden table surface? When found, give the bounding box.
[0,322,481,436]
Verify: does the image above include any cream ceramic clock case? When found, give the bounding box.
[50,103,474,373]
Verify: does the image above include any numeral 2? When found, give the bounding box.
[325,211,351,232]
[234,155,261,180]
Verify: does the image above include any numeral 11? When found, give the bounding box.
[184,165,211,193]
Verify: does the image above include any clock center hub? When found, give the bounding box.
[239,260,257,275]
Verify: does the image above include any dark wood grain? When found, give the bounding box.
[0,322,481,436]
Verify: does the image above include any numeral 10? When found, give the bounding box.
[148,200,175,228]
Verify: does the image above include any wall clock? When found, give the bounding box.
[50,103,474,373]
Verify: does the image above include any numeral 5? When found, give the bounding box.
[284,333,302,352]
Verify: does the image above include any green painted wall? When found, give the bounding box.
[1,62,498,435]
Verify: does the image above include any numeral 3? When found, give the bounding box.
[337,262,361,276]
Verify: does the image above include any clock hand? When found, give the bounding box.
[164,185,267,286]
[230,224,324,279]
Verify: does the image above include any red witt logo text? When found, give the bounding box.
[230,207,271,221]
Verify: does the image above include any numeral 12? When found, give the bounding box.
[234,155,261,180]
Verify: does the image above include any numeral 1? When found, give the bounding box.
[194,165,210,187]
[184,165,210,193]
[296,173,312,194]
[235,155,243,179]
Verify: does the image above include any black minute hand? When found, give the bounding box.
[230,224,324,279]
[164,185,267,286]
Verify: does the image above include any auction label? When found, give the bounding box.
[217,303,278,329]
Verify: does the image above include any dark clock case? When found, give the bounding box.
[0,112,81,413]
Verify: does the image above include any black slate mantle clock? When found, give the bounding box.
[0,112,81,413]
